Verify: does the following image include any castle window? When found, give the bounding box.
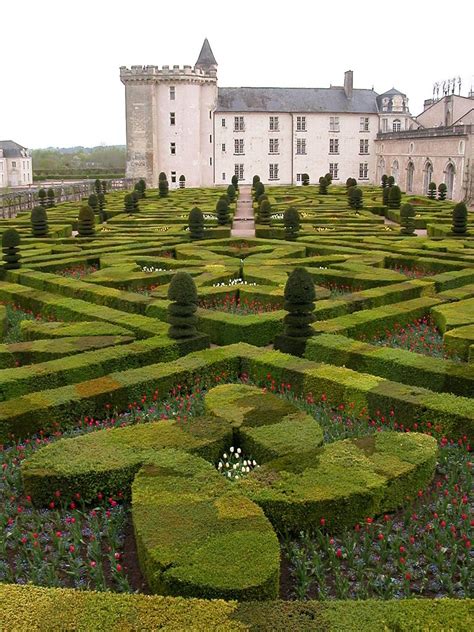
[296,173,301,182]
[210,157,212,166]
[296,116,306,132]
[269,116,279,131]
[234,116,245,132]
[222,143,226,152]
[359,139,369,154]
[269,139,279,154]
[269,163,279,180]
[329,116,340,132]
[171,171,177,183]
[296,138,306,155]
[222,118,226,127]
[12,161,16,168]
[392,119,401,132]
[170,112,176,125]
[234,139,244,155]
[210,134,212,143]
[234,163,244,181]
[359,162,369,179]
[329,163,339,179]
[360,117,370,132]
[382,118,388,132]
[222,172,226,181]
[170,143,176,155]
[329,138,339,154]
[169,86,175,100]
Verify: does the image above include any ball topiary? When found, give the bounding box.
[31,205,49,237]
[388,185,401,209]
[188,207,205,240]
[167,272,199,339]
[452,202,468,235]
[283,207,300,240]
[216,198,230,225]
[400,203,416,235]
[438,183,447,201]
[258,199,272,225]
[2,228,21,270]
[77,205,96,237]
[274,267,316,357]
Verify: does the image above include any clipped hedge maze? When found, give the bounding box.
[0,184,472,627]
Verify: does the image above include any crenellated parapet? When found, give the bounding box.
[120,64,217,85]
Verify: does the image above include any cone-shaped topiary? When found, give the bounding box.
[188,207,204,240]
[101,180,107,194]
[387,176,395,187]
[38,188,47,207]
[382,186,390,206]
[94,179,102,196]
[159,176,169,197]
[274,267,316,357]
[132,191,140,212]
[167,272,199,339]
[400,203,416,235]
[46,188,55,208]
[97,193,106,214]
[452,202,468,235]
[31,206,48,237]
[258,199,272,225]
[2,228,21,270]
[319,176,328,195]
[388,185,401,209]
[349,187,363,210]
[428,182,437,199]
[254,181,265,200]
[88,194,98,213]
[381,174,388,188]
[216,198,230,225]
[226,184,236,201]
[284,207,300,240]
[137,179,146,197]
[231,174,239,189]
[252,175,260,188]
[77,205,96,237]
[438,183,447,201]
[124,193,134,214]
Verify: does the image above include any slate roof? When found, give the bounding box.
[216,87,379,113]
[378,88,406,98]
[195,38,217,67]
[0,140,28,158]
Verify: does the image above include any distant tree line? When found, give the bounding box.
[31,146,126,180]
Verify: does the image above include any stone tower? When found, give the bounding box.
[120,39,218,187]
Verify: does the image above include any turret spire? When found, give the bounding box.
[195,38,217,70]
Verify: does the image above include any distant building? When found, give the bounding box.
[0,141,33,187]
[120,40,473,202]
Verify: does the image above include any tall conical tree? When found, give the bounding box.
[167,272,198,339]
[452,202,468,235]
[188,207,205,240]
[31,206,49,237]
[46,188,56,208]
[94,179,102,196]
[284,207,300,240]
[388,185,402,209]
[124,193,135,214]
[88,194,99,213]
[400,203,416,235]
[38,188,47,207]
[2,229,21,270]
[216,197,230,225]
[77,205,96,237]
[274,267,316,357]
[258,199,272,225]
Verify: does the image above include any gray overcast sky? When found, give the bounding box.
[1,0,472,149]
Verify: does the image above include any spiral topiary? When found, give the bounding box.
[438,183,447,201]
[274,267,316,357]
[452,202,468,235]
[283,207,300,240]
[77,205,96,237]
[188,207,205,240]
[387,176,395,187]
[216,198,230,225]
[94,179,102,196]
[46,188,55,208]
[124,193,134,214]
[167,272,199,339]
[427,182,437,199]
[159,173,169,197]
[381,174,388,188]
[349,187,363,210]
[31,206,49,237]
[38,188,47,207]
[258,199,272,225]
[2,228,21,270]
[400,203,416,235]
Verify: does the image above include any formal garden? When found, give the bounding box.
[0,175,472,630]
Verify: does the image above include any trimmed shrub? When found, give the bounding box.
[438,183,447,201]
[302,173,310,186]
[231,174,239,189]
[132,191,140,212]
[258,199,272,225]
[452,202,468,235]
[346,177,357,188]
[2,228,21,270]
[254,181,265,200]
[46,188,55,208]
[349,187,363,210]
[387,175,395,187]
[428,182,437,199]
[381,174,388,188]
[159,176,169,197]
[274,268,315,356]
[101,180,107,194]
[167,272,198,339]
[88,194,98,213]
[388,185,401,209]
[283,207,300,240]
[158,172,167,181]
[324,173,332,184]
[382,186,390,206]
[37,188,47,207]
[137,179,146,198]
[216,197,230,225]
[252,175,261,188]
[77,205,96,237]
[97,193,106,221]
[400,203,416,235]
[31,206,48,237]
[319,176,329,195]
[94,179,102,195]
[188,207,205,240]
[124,193,134,214]
[226,184,236,201]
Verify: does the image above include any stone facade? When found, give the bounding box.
[121,40,473,201]
[0,141,33,188]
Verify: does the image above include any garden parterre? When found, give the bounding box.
[0,183,472,629]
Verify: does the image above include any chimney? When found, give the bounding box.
[344,70,353,99]
[423,98,434,110]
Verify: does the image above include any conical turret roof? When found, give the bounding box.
[195,38,217,68]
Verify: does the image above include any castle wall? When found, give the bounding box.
[124,83,156,183]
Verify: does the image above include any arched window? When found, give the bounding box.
[392,119,401,132]
[179,175,186,189]
[445,163,455,199]
[406,161,414,193]
[391,160,399,184]
[423,161,433,194]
